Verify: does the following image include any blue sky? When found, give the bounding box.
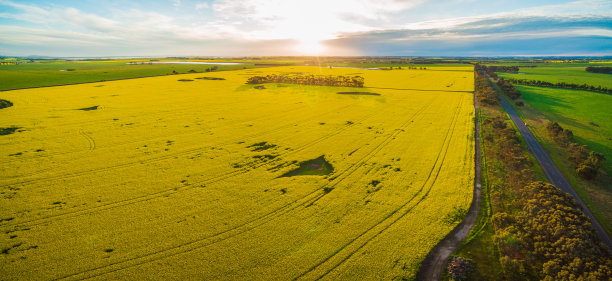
[0,0,610,56]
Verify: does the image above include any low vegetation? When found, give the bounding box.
[246,73,365,87]
[506,78,612,94]
[0,99,13,109]
[585,66,612,74]
[280,155,334,177]
[547,122,606,180]
[453,67,612,281]
[495,78,521,99]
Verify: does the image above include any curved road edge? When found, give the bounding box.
[416,89,482,281]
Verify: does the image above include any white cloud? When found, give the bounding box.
[195,2,209,10]
[0,0,610,56]
[210,0,424,41]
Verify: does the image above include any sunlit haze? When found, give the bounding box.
[0,0,611,56]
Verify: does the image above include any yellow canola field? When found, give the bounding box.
[0,66,474,280]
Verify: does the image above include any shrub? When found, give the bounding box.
[447,256,473,280]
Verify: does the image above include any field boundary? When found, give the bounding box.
[415,88,482,281]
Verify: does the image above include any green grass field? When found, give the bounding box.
[516,85,612,170]
[510,85,612,235]
[498,64,612,88]
[0,60,260,91]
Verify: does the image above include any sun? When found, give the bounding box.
[294,39,325,55]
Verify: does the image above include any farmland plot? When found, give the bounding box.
[0,66,474,280]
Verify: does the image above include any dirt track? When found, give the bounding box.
[416,87,483,281]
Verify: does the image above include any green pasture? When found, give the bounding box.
[516,85,612,171]
[0,60,255,91]
[497,64,612,88]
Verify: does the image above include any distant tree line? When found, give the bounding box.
[475,67,612,280]
[486,65,520,73]
[506,78,612,94]
[496,78,521,99]
[246,74,364,87]
[546,122,606,180]
[585,66,612,74]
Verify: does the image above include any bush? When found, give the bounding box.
[447,256,473,280]
[515,101,524,106]
[576,164,597,180]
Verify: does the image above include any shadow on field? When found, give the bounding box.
[337,92,381,96]
[281,155,334,177]
[77,106,99,111]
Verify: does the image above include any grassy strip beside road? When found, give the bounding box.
[452,66,612,281]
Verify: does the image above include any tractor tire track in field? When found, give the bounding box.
[0,101,361,187]
[1,97,321,163]
[4,102,389,229]
[293,95,465,281]
[52,96,441,281]
[415,88,481,281]
[79,129,96,150]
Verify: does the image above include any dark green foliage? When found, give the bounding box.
[585,66,612,74]
[576,164,597,180]
[337,92,380,96]
[486,65,519,73]
[442,207,468,224]
[246,74,364,87]
[0,99,13,109]
[506,78,612,94]
[253,154,276,161]
[195,77,225,80]
[280,156,334,177]
[496,78,521,99]
[546,121,573,147]
[447,256,474,280]
[548,122,605,180]
[514,100,524,106]
[493,182,612,281]
[0,126,20,135]
[77,105,99,111]
[247,142,277,151]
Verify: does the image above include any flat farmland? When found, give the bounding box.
[0,66,474,280]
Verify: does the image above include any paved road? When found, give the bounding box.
[488,73,612,252]
[416,90,483,281]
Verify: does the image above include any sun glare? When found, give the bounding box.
[294,39,325,55]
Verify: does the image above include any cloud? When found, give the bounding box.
[210,0,424,40]
[0,0,610,56]
[327,15,612,56]
[195,2,209,10]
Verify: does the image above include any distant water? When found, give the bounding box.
[126,61,243,65]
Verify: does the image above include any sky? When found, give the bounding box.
[0,0,611,57]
